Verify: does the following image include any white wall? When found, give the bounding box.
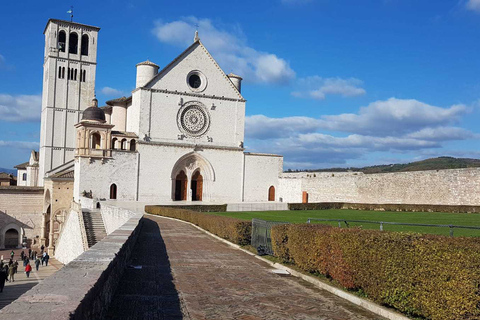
[74,151,139,203]
[100,204,140,235]
[243,154,283,202]
[54,209,85,264]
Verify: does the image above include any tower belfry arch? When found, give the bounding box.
[171,152,215,201]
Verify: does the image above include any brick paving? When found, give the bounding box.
[107,215,385,320]
[0,248,63,310]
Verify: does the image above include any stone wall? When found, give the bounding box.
[54,209,86,264]
[101,202,142,234]
[0,208,143,319]
[0,187,44,248]
[280,168,480,206]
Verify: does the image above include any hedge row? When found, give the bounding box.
[145,205,251,245]
[150,204,228,212]
[271,224,480,320]
[288,202,480,213]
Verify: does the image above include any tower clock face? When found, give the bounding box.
[177,102,210,137]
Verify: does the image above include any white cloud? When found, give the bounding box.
[0,140,39,149]
[101,87,123,96]
[292,76,366,100]
[245,98,477,168]
[466,0,480,12]
[406,127,477,141]
[320,98,469,136]
[152,17,295,84]
[0,94,41,122]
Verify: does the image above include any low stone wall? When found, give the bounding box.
[0,210,143,319]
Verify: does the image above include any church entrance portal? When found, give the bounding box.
[4,228,19,248]
[175,170,188,201]
[191,170,203,201]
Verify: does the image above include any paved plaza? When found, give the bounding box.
[107,215,386,320]
[0,248,62,310]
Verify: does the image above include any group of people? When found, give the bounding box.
[0,246,51,293]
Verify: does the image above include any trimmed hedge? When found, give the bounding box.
[145,205,251,245]
[150,204,228,212]
[288,202,480,213]
[271,224,480,320]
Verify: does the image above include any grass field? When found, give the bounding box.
[206,209,480,237]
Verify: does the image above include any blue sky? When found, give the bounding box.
[2,0,480,170]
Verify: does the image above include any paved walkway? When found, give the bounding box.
[107,215,386,320]
[0,248,63,310]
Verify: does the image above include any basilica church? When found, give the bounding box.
[10,18,284,249]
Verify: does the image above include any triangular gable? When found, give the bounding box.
[144,41,244,101]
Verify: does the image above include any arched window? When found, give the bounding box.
[81,34,89,56]
[268,186,275,201]
[130,139,136,151]
[110,184,117,200]
[58,30,66,52]
[69,32,78,54]
[81,70,86,82]
[58,66,62,78]
[22,173,27,181]
[121,139,127,150]
[74,69,77,81]
[91,132,101,149]
[112,138,117,149]
[62,67,65,79]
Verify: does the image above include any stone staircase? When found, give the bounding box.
[82,209,107,248]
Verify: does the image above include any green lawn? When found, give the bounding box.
[206,209,480,237]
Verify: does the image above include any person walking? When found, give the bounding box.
[13,260,18,274]
[20,251,25,261]
[8,263,15,282]
[0,266,6,292]
[44,253,50,267]
[28,248,32,260]
[25,263,32,278]
[10,250,14,260]
[35,257,40,271]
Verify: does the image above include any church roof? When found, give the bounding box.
[14,161,28,169]
[50,170,74,179]
[136,60,159,67]
[106,96,131,106]
[112,131,138,138]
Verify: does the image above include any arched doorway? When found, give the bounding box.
[110,184,117,200]
[191,170,203,201]
[268,186,275,201]
[4,228,19,248]
[174,170,187,201]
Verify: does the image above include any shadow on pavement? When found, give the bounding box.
[0,282,38,310]
[106,217,184,319]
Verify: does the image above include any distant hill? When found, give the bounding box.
[0,168,16,175]
[290,157,480,174]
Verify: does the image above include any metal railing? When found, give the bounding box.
[251,219,288,255]
[306,218,480,237]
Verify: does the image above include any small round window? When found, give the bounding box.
[186,70,207,92]
[188,74,201,88]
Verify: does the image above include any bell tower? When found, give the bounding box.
[38,19,100,186]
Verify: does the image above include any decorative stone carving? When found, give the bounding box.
[177,101,210,137]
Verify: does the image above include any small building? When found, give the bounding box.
[0,173,16,186]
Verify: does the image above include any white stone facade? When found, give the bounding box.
[72,35,283,205]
